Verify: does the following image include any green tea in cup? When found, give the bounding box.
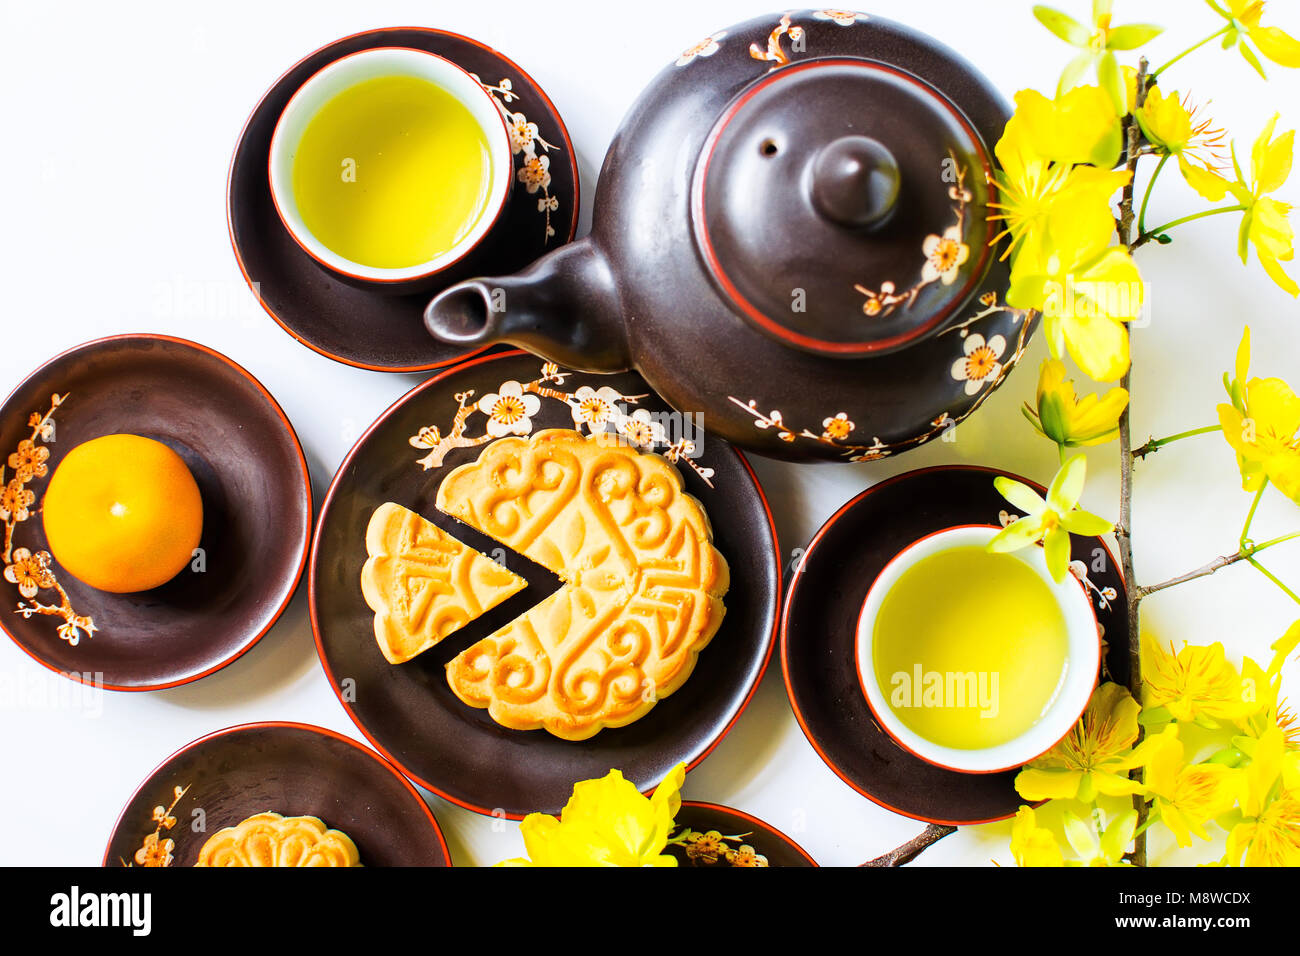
[856,525,1099,773]
[871,545,1069,750]
[269,47,511,285]
[291,74,493,270]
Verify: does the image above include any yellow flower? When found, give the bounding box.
[1144,724,1238,846]
[1010,806,1065,866]
[1224,726,1300,866]
[1217,326,1300,503]
[1142,636,1255,726]
[1034,1,1163,112]
[1212,0,1300,76]
[1016,683,1159,802]
[988,88,1128,264]
[498,763,685,867]
[1007,217,1142,382]
[1135,86,1228,194]
[1025,358,1129,447]
[989,454,1114,582]
[1192,117,1298,296]
[1062,808,1137,866]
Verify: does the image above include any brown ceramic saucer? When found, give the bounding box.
[228,26,580,372]
[0,334,311,691]
[310,350,780,818]
[103,722,449,866]
[668,801,817,867]
[781,465,1129,825]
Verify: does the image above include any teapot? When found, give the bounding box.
[424,10,1034,463]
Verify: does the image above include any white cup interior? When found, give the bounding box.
[855,524,1100,773]
[268,47,512,282]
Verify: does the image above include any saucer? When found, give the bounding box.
[104,722,449,866]
[781,465,1129,825]
[228,27,580,372]
[310,350,780,818]
[668,802,817,867]
[0,335,311,690]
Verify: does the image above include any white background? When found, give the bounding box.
[1,0,1297,867]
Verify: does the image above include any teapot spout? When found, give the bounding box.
[423,237,630,373]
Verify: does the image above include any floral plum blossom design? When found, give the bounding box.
[676,30,727,66]
[124,784,189,868]
[4,548,55,599]
[2,392,95,645]
[951,332,1007,395]
[822,412,855,440]
[0,479,34,524]
[478,381,542,437]
[855,153,971,318]
[922,225,971,285]
[475,75,562,241]
[814,9,870,26]
[410,364,717,488]
[8,439,49,482]
[671,827,771,867]
[619,408,668,448]
[570,385,623,429]
[518,153,551,194]
[728,294,1031,461]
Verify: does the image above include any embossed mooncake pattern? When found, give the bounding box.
[436,429,729,740]
[195,812,361,867]
[361,501,528,664]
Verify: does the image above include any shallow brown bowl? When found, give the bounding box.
[103,721,449,866]
[0,334,312,690]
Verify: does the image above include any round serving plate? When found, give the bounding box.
[310,350,780,818]
[669,801,817,867]
[782,465,1129,825]
[104,721,450,867]
[228,26,580,372]
[0,334,311,691]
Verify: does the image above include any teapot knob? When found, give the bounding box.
[810,135,900,230]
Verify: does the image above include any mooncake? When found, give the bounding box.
[436,429,729,739]
[361,501,528,664]
[195,812,360,867]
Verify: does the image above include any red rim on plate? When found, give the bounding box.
[227,26,581,373]
[312,348,780,816]
[103,721,450,867]
[781,464,1127,826]
[0,332,312,691]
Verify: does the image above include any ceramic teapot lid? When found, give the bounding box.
[692,57,993,357]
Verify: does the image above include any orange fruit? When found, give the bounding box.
[42,434,204,593]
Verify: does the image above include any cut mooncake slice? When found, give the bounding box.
[437,429,729,740]
[361,501,528,664]
[195,812,360,867]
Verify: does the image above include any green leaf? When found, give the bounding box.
[1062,812,1099,858]
[1240,40,1269,79]
[1137,705,1172,726]
[1060,509,1115,536]
[1098,50,1127,114]
[1101,810,1138,860]
[1045,526,1073,582]
[1107,23,1164,51]
[995,475,1047,515]
[1205,746,1247,767]
[1034,5,1090,46]
[989,517,1045,553]
[1057,49,1096,97]
[1047,454,1088,513]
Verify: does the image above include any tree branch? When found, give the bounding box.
[1137,551,1247,597]
[1116,55,1151,868]
[861,824,957,867]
